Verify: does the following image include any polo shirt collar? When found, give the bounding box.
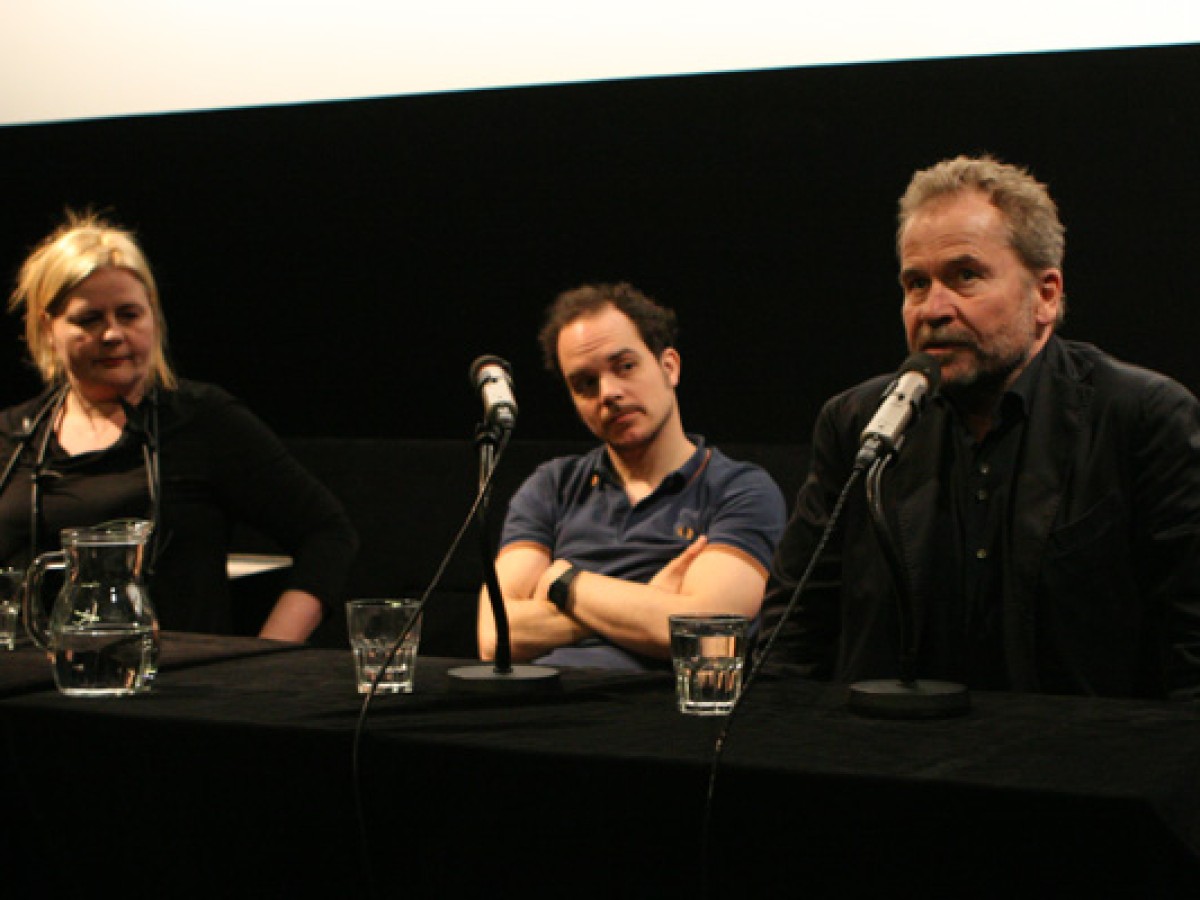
[593,434,708,494]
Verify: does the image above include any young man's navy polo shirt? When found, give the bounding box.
[499,436,787,669]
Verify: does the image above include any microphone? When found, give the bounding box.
[855,352,941,468]
[470,355,517,431]
[450,354,560,693]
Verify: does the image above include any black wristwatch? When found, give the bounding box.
[548,564,582,611]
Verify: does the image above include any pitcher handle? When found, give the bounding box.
[23,550,65,652]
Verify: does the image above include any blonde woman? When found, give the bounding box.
[0,211,357,641]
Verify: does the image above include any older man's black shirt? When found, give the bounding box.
[934,350,1046,689]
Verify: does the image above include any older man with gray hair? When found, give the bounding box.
[761,155,1200,700]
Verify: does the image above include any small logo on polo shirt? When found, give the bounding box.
[675,509,703,542]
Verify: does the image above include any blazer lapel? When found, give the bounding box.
[1003,338,1091,689]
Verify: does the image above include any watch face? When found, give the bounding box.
[550,566,577,609]
[550,576,568,608]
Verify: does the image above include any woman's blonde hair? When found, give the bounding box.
[8,210,177,388]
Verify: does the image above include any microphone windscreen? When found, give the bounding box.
[898,352,942,392]
[469,354,512,388]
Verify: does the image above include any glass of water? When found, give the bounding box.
[668,613,749,716]
[0,567,22,650]
[346,599,423,694]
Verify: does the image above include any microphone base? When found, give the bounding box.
[846,678,970,719]
[446,663,561,694]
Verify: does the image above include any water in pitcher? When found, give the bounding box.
[53,623,155,697]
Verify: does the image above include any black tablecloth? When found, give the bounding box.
[2,633,1198,899]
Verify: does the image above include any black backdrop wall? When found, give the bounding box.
[2,43,1198,446]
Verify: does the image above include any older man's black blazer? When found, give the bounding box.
[761,336,1200,700]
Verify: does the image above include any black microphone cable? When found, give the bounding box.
[349,424,513,899]
[698,358,940,895]
[119,390,165,577]
[698,463,863,898]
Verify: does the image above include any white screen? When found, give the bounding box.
[2,0,1198,126]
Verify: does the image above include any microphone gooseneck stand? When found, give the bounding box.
[845,449,970,719]
[446,421,561,692]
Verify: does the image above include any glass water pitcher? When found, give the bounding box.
[23,519,160,697]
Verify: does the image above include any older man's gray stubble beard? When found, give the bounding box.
[939,342,1032,413]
